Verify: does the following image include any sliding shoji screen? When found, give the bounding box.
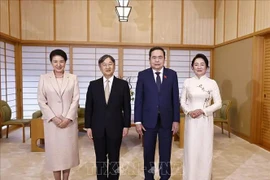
[22,46,70,118]
[170,50,211,96]
[122,49,149,119]
[122,48,170,119]
[21,46,210,119]
[0,41,16,118]
[0,42,6,101]
[73,47,118,107]
[122,48,210,120]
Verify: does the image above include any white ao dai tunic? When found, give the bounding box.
[181,75,222,180]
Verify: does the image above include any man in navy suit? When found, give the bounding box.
[134,47,180,180]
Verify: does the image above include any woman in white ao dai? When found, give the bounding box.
[181,54,222,180]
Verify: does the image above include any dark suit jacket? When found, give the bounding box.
[134,67,180,129]
[85,77,131,138]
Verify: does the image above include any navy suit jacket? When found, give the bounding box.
[134,67,180,129]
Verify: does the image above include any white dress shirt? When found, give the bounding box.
[152,67,164,83]
[103,76,114,93]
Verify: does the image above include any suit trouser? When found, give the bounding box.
[143,115,173,180]
[93,130,122,180]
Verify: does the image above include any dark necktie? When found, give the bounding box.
[155,72,161,92]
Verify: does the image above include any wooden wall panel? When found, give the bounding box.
[250,36,263,144]
[224,0,237,41]
[21,0,53,40]
[55,0,87,41]
[215,0,224,44]
[0,0,9,34]
[9,0,20,39]
[255,0,270,31]
[153,0,181,44]
[89,0,119,42]
[238,0,255,37]
[121,0,151,43]
[183,0,214,45]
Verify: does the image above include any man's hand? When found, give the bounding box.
[135,124,146,136]
[172,122,179,135]
[122,128,129,137]
[87,128,93,140]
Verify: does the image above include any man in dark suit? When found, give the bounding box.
[85,54,131,180]
[134,47,180,180]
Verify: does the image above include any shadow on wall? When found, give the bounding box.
[238,80,253,136]
[221,79,262,137]
[220,80,238,132]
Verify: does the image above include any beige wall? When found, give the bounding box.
[21,0,54,40]
[90,0,119,42]
[0,0,10,35]
[9,0,20,38]
[215,0,270,45]
[153,0,182,44]
[18,0,214,45]
[55,0,87,41]
[0,0,20,39]
[2,0,270,45]
[214,38,253,137]
[183,0,214,45]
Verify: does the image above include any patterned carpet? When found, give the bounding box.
[0,126,270,180]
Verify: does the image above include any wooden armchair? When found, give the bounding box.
[214,100,232,138]
[0,100,31,143]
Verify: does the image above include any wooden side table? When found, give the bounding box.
[179,116,185,148]
[31,118,45,152]
[174,115,185,148]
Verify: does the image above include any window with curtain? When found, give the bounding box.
[0,41,16,119]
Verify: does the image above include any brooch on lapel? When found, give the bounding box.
[164,75,167,79]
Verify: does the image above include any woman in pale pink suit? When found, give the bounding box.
[38,49,80,180]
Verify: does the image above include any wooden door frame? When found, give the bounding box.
[250,35,264,144]
[259,34,270,151]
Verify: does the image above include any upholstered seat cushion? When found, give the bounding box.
[2,119,31,125]
[1,100,31,143]
[213,117,227,122]
[78,118,84,126]
[32,110,42,119]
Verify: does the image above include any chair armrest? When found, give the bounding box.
[77,108,85,118]
[32,110,42,119]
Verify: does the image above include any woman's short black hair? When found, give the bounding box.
[149,46,166,58]
[191,53,209,68]
[98,54,116,65]
[49,49,68,62]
